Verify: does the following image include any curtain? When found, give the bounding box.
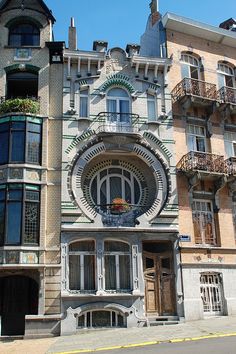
[107,99,117,123]
[84,255,95,290]
[119,100,129,123]
[119,255,130,290]
[79,96,88,117]
[105,255,116,290]
[69,255,80,290]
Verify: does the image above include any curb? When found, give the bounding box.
[51,332,236,354]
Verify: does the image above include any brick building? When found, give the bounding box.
[0,0,64,336]
[162,12,236,320]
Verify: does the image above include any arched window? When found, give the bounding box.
[104,241,131,292]
[69,240,96,292]
[90,166,141,208]
[9,22,40,46]
[7,71,38,99]
[106,88,130,124]
[218,62,235,88]
[180,53,200,80]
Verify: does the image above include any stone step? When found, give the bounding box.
[147,316,180,327]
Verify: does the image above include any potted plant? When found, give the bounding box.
[110,198,130,214]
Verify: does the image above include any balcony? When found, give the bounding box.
[172,78,217,108]
[95,112,140,136]
[218,86,236,113]
[226,157,236,176]
[0,96,40,115]
[177,151,227,175]
[96,203,141,227]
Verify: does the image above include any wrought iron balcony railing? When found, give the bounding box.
[172,78,218,104]
[218,86,236,105]
[225,157,236,175]
[95,112,140,135]
[96,204,142,227]
[177,151,227,174]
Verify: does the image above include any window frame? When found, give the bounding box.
[217,63,235,88]
[147,94,157,121]
[106,88,131,124]
[0,184,40,246]
[0,119,42,166]
[192,199,217,246]
[180,53,200,80]
[79,88,89,118]
[187,124,207,152]
[8,22,40,47]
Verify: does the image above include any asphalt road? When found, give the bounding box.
[91,337,236,354]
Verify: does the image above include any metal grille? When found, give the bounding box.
[200,274,223,315]
[192,200,216,245]
[24,202,39,244]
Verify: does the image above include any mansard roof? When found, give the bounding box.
[0,0,56,23]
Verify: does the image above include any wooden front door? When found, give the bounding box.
[143,252,176,316]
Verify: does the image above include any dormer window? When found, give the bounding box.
[9,22,40,47]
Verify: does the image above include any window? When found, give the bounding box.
[107,88,130,124]
[0,119,42,165]
[187,124,206,152]
[181,53,200,80]
[79,89,89,118]
[147,94,157,121]
[69,241,96,292]
[218,63,235,88]
[77,310,125,328]
[200,273,223,315]
[104,241,131,292]
[9,22,40,47]
[192,200,216,246]
[7,72,38,99]
[0,184,40,246]
[224,131,236,158]
[90,166,141,208]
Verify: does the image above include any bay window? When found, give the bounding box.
[0,118,42,165]
[0,184,40,246]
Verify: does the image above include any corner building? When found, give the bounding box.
[163,13,236,320]
[0,0,63,336]
[60,8,181,334]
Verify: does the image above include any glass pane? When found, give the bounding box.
[11,122,25,130]
[105,255,116,290]
[24,201,39,244]
[100,180,107,206]
[104,241,129,252]
[11,131,25,162]
[190,66,199,80]
[26,131,41,163]
[9,190,22,200]
[107,88,129,97]
[25,190,39,201]
[84,255,95,290]
[134,178,140,204]
[147,100,156,120]
[119,100,130,123]
[0,132,9,164]
[107,100,117,122]
[92,311,111,327]
[91,177,97,205]
[225,75,234,88]
[196,137,206,152]
[119,255,130,289]
[69,241,95,252]
[0,191,5,201]
[6,202,22,244]
[110,176,122,202]
[78,315,85,327]
[27,123,41,133]
[125,181,131,203]
[0,202,5,244]
[69,255,80,290]
[80,96,88,117]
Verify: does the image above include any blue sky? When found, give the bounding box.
[46,0,236,50]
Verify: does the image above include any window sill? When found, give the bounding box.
[62,291,134,298]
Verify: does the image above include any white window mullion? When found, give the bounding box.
[80,254,84,290]
[116,255,120,289]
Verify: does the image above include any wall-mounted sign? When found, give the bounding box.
[180,234,191,242]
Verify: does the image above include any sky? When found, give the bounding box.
[45,0,236,50]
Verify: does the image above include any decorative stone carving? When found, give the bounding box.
[9,168,23,180]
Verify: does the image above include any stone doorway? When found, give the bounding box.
[143,241,176,317]
[0,275,38,336]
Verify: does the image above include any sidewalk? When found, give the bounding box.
[1,316,236,354]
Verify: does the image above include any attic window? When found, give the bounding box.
[9,23,40,47]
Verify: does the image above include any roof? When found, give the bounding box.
[162,12,236,48]
[0,0,56,23]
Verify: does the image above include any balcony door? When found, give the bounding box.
[107,88,130,129]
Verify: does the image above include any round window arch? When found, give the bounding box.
[8,22,40,46]
[90,166,141,208]
[106,87,131,124]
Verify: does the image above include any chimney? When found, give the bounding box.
[219,18,236,31]
[149,0,161,26]
[93,40,108,52]
[68,17,77,50]
[126,44,140,57]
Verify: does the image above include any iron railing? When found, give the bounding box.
[172,78,217,103]
[225,157,236,175]
[218,86,236,105]
[0,95,40,103]
[96,204,142,227]
[177,151,227,174]
[95,112,140,135]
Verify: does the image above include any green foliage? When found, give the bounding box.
[0,98,40,114]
